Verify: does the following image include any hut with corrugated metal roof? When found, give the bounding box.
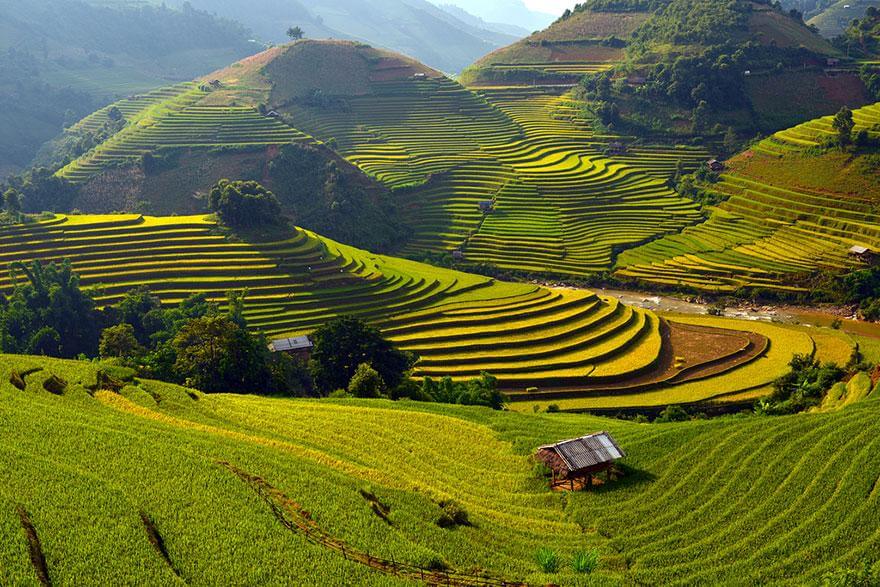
[269,335,314,361]
[536,432,625,490]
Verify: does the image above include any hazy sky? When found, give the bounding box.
[523,0,578,13]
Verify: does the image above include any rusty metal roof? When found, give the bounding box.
[540,432,625,472]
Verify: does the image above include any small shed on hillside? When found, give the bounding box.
[478,200,494,214]
[536,432,625,490]
[849,245,874,262]
[269,336,314,361]
[707,159,725,172]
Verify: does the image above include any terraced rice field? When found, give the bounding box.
[283,77,707,276]
[617,102,880,291]
[58,84,310,184]
[2,354,878,584]
[0,214,680,390]
[0,214,806,402]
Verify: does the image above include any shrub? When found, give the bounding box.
[436,500,470,528]
[535,547,560,573]
[572,549,600,573]
[546,404,560,413]
[655,404,690,423]
[347,362,386,398]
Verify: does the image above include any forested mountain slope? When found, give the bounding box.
[464,0,870,135]
[0,0,257,177]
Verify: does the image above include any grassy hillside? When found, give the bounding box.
[267,42,707,275]
[0,213,811,406]
[1,353,879,584]
[617,101,880,292]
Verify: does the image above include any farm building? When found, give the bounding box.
[269,336,314,360]
[849,245,874,262]
[452,249,465,261]
[707,159,725,172]
[478,200,494,213]
[536,432,625,490]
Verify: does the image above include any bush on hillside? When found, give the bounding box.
[419,373,507,410]
[536,547,560,573]
[436,500,471,528]
[347,362,386,398]
[208,179,282,229]
[760,354,845,414]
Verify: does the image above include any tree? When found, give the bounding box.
[348,362,386,398]
[309,316,415,393]
[99,323,143,360]
[3,188,22,215]
[832,106,855,148]
[286,26,304,40]
[171,315,272,393]
[208,179,282,229]
[0,260,104,358]
[691,100,709,132]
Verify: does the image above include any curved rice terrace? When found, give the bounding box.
[2,355,879,584]
[617,101,880,292]
[0,213,817,406]
[56,83,312,184]
[280,73,707,276]
[55,41,713,278]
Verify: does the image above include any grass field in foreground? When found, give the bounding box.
[1,354,878,585]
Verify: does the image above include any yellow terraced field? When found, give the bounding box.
[617,101,880,291]
[0,214,684,391]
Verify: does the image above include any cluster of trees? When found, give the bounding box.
[827,106,879,150]
[267,144,409,251]
[0,261,508,408]
[757,354,845,414]
[208,179,283,229]
[1,168,79,213]
[0,260,103,357]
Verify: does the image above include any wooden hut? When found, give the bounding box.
[478,200,494,214]
[707,159,725,172]
[849,245,874,263]
[536,432,625,490]
[269,336,314,361]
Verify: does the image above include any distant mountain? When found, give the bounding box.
[434,0,557,32]
[140,0,522,73]
[0,0,257,177]
[437,3,531,37]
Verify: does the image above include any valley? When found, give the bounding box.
[2,0,880,584]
